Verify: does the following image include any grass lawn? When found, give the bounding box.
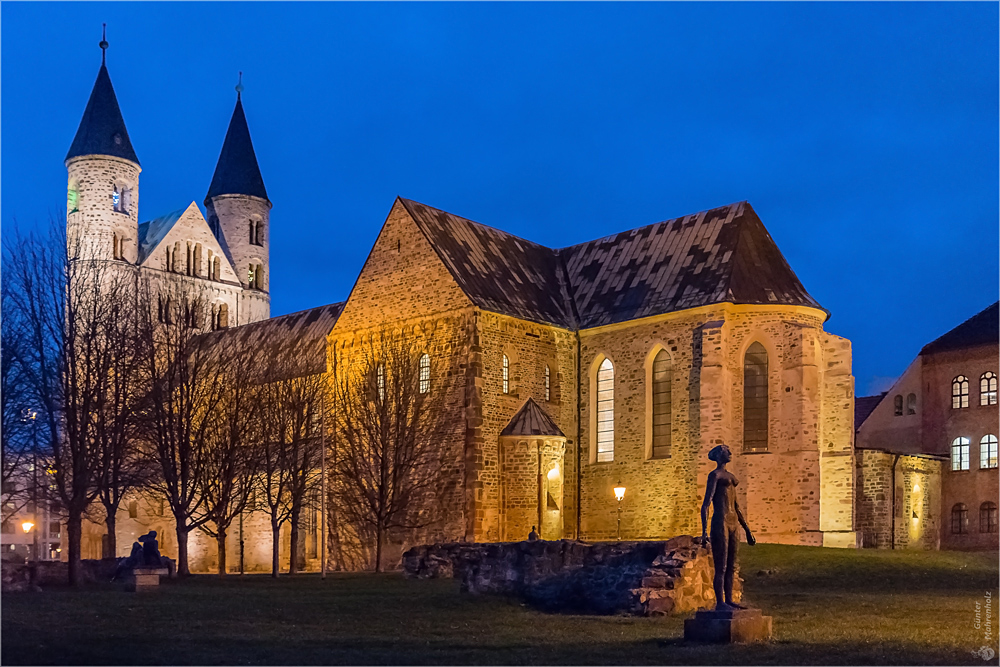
[2,544,997,665]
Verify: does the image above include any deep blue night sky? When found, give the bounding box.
[2,2,997,396]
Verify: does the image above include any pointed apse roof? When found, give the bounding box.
[206,94,269,203]
[500,398,565,437]
[66,63,139,164]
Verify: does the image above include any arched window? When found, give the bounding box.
[249,221,256,245]
[651,349,672,459]
[121,187,131,214]
[502,354,510,394]
[193,244,203,277]
[951,437,970,471]
[980,502,998,534]
[743,342,768,452]
[951,503,968,534]
[893,395,903,416]
[906,393,917,415]
[376,364,385,401]
[185,242,192,276]
[112,233,121,260]
[158,296,172,325]
[981,372,997,406]
[952,375,969,409]
[544,366,551,402]
[257,264,264,289]
[212,256,221,281]
[980,435,998,470]
[256,221,264,246]
[112,186,121,211]
[419,354,430,394]
[596,358,615,462]
[217,303,228,329]
[248,264,256,288]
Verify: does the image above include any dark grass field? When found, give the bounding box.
[2,544,997,665]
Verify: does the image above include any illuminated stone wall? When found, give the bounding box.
[855,450,942,550]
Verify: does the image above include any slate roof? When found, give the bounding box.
[854,393,886,431]
[196,302,345,380]
[205,94,269,203]
[401,198,824,330]
[137,209,184,264]
[921,302,999,356]
[66,64,139,165]
[500,398,565,437]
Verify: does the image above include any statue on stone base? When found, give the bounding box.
[699,444,755,611]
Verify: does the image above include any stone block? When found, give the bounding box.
[684,608,773,643]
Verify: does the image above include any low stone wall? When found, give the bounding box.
[402,535,741,616]
[1,557,176,591]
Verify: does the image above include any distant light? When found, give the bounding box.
[913,483,921,493]
[21,521,34,534]
[613,482,626,502]
[547,465,560,481]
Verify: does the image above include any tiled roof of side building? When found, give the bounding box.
[854,393,887,431]
[196,302,344,379]
[402,198,824,331]
[920,301,999,356]
[66,64,139,165]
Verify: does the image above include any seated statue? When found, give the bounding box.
[111,541,144,581]
[139,531,161,567]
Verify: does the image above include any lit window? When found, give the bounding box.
[419,354,430,394]
[502,354,510,394]
[951,503,968,534]
[651,349,672,459]
[981,502,998,533]
[906,393,916,415]
[893,395,903,416]
[377,364,385,401]
[981,372,997,406]
[952,376,969,409]
[544,366,551,402]
[596,358,615,463]
[951,437,970,471]
[112,187,120,210]
[743,342,768,452]
[980,435,998,470]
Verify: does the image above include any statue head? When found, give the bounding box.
[148,530,157,539]
[708,444,732,464]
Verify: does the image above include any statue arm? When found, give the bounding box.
[700,472,717,542]
[734,498,756,545]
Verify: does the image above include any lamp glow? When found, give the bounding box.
[21,521,33,534]
[613,484,626,501]
[913,483,921,493]
[547,465,560,481]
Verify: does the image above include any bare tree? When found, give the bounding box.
[1,273,31,523]
[330,328,449,572]
[3,221,145,584]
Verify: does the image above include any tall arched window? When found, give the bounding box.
[249,221,256,245]
[419,354,431,394]
[502,354,510,394]
[743,342,768,452]
[217,303,228,329]
[596,358,615,462]
[952,375,969,409]
[893,395,903,416]
[544,366,551,402]
[951,503,968,534]
[256,221,264,246]
[980,435,998,470]
[951,437,970,471]
[906,393,917,415]
[651,349,672,459]
[980,502,998,534]
[376,364,385,401]
[981,372,997,406]
[212,256,221,281]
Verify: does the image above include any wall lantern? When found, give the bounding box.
[613,483,626,502]
[21,521,34,534]
[613,481,626,541]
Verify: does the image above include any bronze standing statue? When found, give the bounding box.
[700,444,755,611]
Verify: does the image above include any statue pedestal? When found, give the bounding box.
[129,567,169,592]
[684,608,772,643]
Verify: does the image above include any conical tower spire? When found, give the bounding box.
[205,79,268,203]
[66,26,139,165]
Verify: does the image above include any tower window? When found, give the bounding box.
[951,436,970,471]
[544,365,551,402]
[419,354,430,394]
[250,221,264,246]
[651,349,672,459]
[112,187,120,210]
[595,357,615,463]
[113,186,131,214]
[980,435,998,469]
[502,354,510,394]
[952,375,969,409]
[743,342,769,452]
[981,372,997,406]
[951,503,968,534]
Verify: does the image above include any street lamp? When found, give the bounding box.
[20,409,40,575]
[613,481,626,541]
[21,521,34,534]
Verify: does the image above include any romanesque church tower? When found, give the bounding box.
[205,85,272,323]
[65,39,140,263]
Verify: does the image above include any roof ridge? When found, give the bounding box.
[398,198,557,252]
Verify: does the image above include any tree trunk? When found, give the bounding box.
[67,513,83,586]
[104,508,117,559]
[375,523,383,573]
[176,523,190,576]
[288,510,300,575]
[217,526,227,577]
[271,515,280,578]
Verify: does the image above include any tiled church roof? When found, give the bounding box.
[921,301,999,356]
[66,64,139,165]
[205,94,269,203]
[402,198,824,330]
[500,398,565,437]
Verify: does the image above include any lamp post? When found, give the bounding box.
[21,409,39,577]
[613,481,626,541]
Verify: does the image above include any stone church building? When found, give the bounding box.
[66,47,859,572]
